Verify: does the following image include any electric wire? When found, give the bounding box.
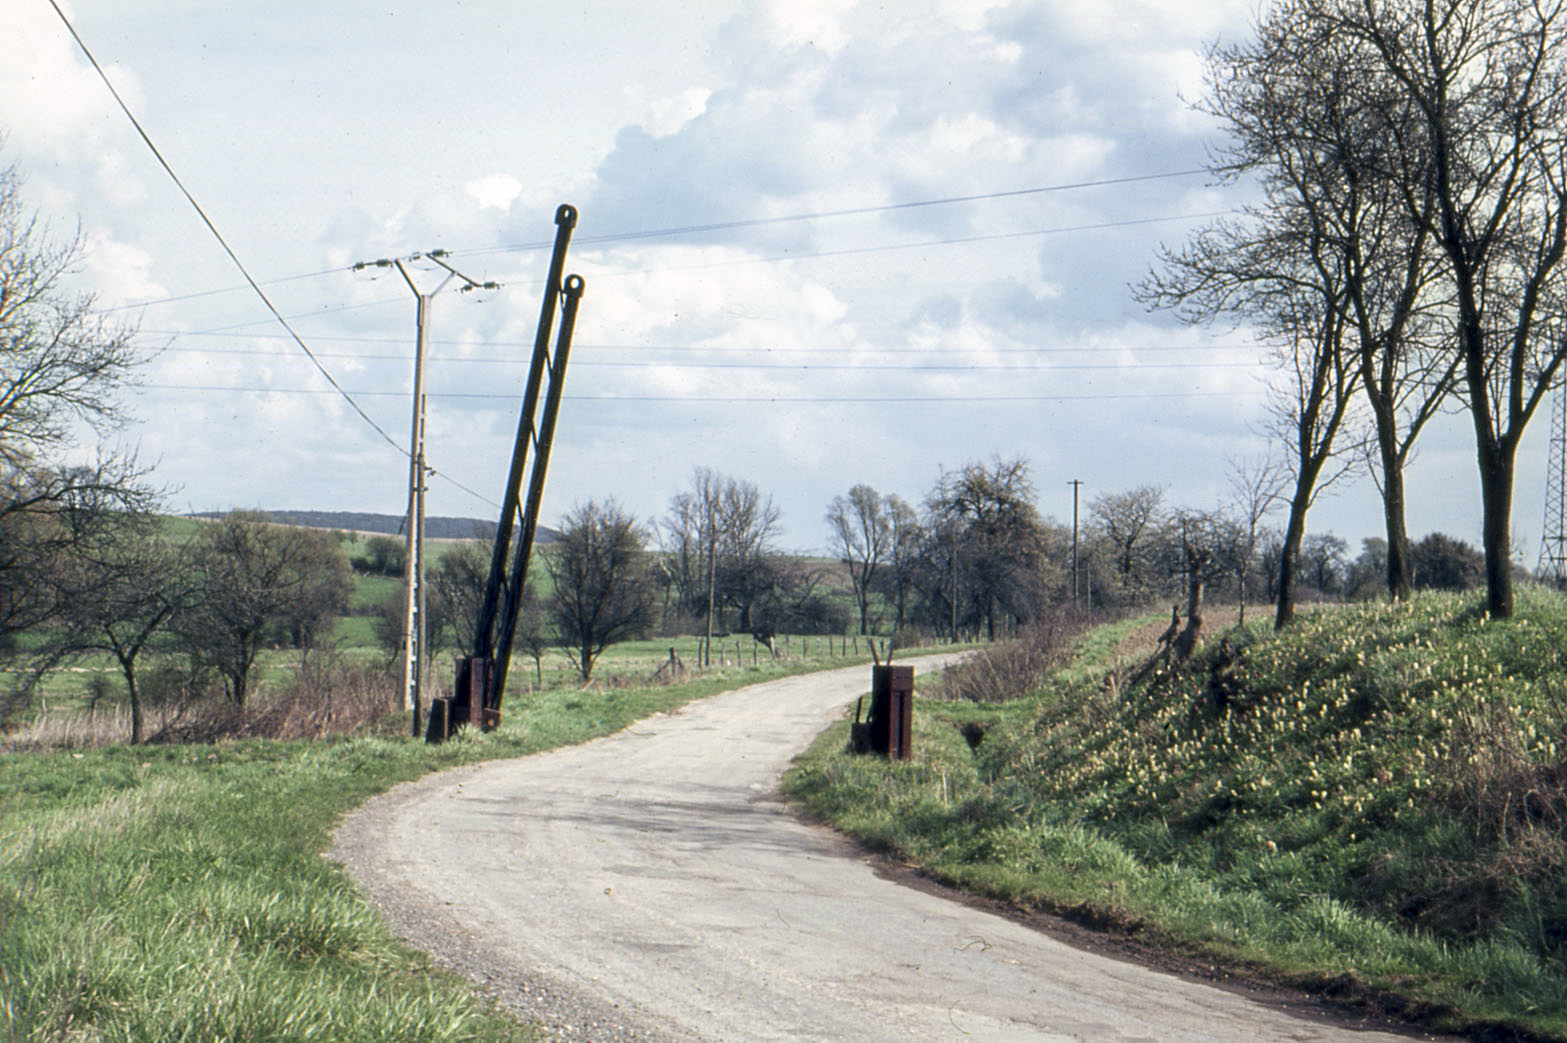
[146,354,1260,374]
[553,209,1237,280]
[45,0,404,457]
[97,266,348,314]
[142,339,1268,358]
[472,169,1215,256]
[140,383,1245,404]
[106,192,1234,317]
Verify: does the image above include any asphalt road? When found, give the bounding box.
[332,656,1434,1042]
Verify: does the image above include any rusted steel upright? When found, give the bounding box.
[472,204,577,664]
[488,274,585,716]
[867,664,915,760]
[430,205,581,743]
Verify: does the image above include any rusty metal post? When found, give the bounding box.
[866,664,915,760]
[432,204,583,744]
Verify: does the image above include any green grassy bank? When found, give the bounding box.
[0,655,858,1042]
[785,590,1567,1040]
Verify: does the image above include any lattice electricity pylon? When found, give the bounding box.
[1539,381,1567,587]
[426,204,584,742]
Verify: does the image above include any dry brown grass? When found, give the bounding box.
[1110,604,1246,662]
[929,610,1094,703]
[5,660,400,750]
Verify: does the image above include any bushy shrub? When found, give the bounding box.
[148,659,397,743]
[930,609,1093,703]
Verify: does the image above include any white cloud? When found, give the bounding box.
[79,231,165,306]
[465,174,523,212]
[763,0,857,53]
[0,5,142,157]
[644,87,714,138]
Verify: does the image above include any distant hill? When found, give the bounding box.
[185,510,506,540]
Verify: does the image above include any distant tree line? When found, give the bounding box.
[190,510,502,541]
[534,454,1494,687]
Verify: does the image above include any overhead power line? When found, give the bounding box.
[475,169,1215,256]
[153,357,1257,375]
[105,190,1231,317]
[97,266,347,314]
[145,338,1266,358]
[140,383,1242,405]
[46,0,405,456]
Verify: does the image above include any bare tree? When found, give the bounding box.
[0,162,149,640]
[661,468,783,661]
[1088,485,1165,603]
[180,513,352,706]
[1313,0,1567,618]
[925,457,1047,641]
[883,494,922,633]
[1143,171,1366,629]
[1226,456,1286,625]
[1166,509,1236,661]
[0,167,141,470]
[426,539,493,656]
[1142,0,1489,625]
[1208,3,1456,604]
[1301,531,1349,598]
[53,512,187,744]
[825,484,892,635]
[0,161,151,724]
[713,474,784,634]
[547,500,655,682]
[659,471,713,626]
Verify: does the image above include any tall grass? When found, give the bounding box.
[785,589,1567,1040]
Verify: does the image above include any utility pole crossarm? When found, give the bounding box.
[351,249,501,738]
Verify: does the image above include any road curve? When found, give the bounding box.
[332,657,1429,1042]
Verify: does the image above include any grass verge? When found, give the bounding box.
[784,591,1567,1041]
[1,654,862,1042]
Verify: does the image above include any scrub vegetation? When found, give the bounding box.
[786,590,1567,1040]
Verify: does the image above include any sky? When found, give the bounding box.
[2,0,1550,560]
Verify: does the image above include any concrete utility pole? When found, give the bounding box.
[352,250,498,734]
[1069,479,1082,607]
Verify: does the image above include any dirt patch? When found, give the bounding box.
[1113,604,1246,662]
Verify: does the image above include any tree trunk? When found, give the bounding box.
[704,535,716,668]
[1275,498,1308,630]
[124,656,143,746]
[1458,293,1517,620]
[1478,440,1516,619]
[1274,466,1317,630]
[1174,561,1207,662]
[1380,477,1413,602]
[1373,408,1414,602]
